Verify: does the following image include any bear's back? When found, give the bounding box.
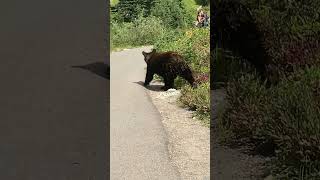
[149,52,185,69]
[149,52,183,64]
[147,51,190,77]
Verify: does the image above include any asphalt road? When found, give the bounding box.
[0,0,108,179]
[110,47,180,180]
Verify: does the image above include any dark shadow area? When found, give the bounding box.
[211,0,271,89]
[71,62,110,79]
[133,81,164,92]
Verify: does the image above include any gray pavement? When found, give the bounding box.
[0,0,108,179]
[110,47,180,180]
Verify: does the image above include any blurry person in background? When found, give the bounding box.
[195,6,209,27]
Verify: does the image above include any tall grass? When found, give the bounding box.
[220,67,320,179]
[212,0,320,178]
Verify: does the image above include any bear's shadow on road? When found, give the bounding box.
[133,81,164,92]
[71,62,110,79]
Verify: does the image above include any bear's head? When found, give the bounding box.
[142,49,156,63]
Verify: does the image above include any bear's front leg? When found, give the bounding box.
[144,70,154,86]
[162,77,174,91]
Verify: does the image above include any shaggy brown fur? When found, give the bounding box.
[142,49,196,91]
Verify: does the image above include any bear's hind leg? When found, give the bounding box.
[162,76,175,91]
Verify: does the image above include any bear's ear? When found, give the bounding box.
[151,49,156,53]
[142,51,150,63]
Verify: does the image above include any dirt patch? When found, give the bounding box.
[146,81,210,180]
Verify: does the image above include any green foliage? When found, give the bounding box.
[212,0,320,88]
[111,15,166,49]
[113,0,155,22]
[213,0,320,178]
[154,27,210,122]
[111,0,210,123]
[221,67,320,179]
[241,0,320,67]
[180,82,210,124]
[112,0,202,28]
[183,0,210,27]
[211,48,256,88]
[183,0,201,25]
[194,0,209,6]
[111,0,206,49]
[110,0,119,7]
[269,68,320,179]
[151,0,189,28]
[222,73,269,139]
[155,28,210,73]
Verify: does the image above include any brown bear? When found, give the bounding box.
[142,49,196,91]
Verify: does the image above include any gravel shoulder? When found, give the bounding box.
[146,82,268,180]
[146,81,210,180]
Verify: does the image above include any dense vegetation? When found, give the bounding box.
[213,0,320,178]
[111,0,210,123]
[155,28,210,124]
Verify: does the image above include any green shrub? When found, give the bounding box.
[151,0,189,28]
[269,68,320,179]
[180,82,210,124]
[154,27,210,121]
[155,28,210,73]
[211,48,256,89]
[212,0,320,86]
[214,1,320,178]
[111,15,165,49]
[113,0,155,22]
[220,67,320,178]
[241,0,320,69]
[183,0,200,24]
[194,0,209,6]
[222,74,269,139]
